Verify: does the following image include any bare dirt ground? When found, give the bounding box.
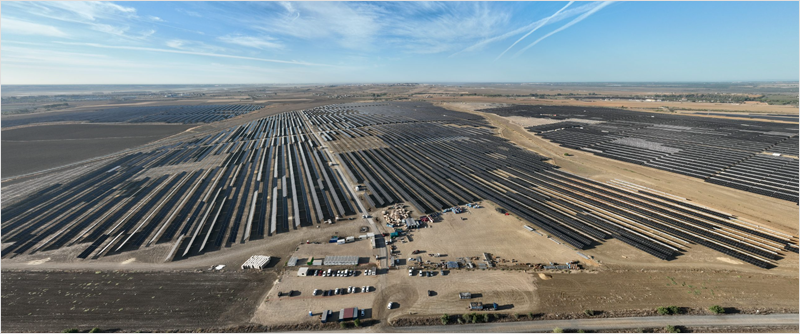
[0,270,275,333]
[438,102,798,234]
[392,201,584,267]
[376,269,539,323]
[1,123,192,178]
[426,96,799,115]
[535,269,798,314]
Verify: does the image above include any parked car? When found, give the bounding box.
[387,302,394,309]
[313,289,320,296]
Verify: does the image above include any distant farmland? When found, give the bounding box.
[1,123,192,178]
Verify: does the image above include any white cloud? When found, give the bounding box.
[166,40,185,49]
[4,2,141,38]
[2,18,68,37]
[148,15,165,22]
[252,2,511,53]
[139,29,156,39]
[91,23,128,36]
[177,8,203,18]
[256,2,381,50]
[46,2,137,22]
[57,42,330,66]
[387,2,511,54]
[165,39,226,53]
[218,35,284,50]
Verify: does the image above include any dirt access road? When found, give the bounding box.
[378,313,799,333]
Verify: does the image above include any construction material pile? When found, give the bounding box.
[383,204,411,226]
[241,255,271,269]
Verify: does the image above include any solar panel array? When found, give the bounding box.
[2,102,795,269]
[2,110,356,261]
[483,105,799,203]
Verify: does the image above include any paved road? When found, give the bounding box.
[378,314,799,333]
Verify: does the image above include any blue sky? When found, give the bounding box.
[2,1,798,84]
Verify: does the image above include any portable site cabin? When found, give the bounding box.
[459,292,472,299]
[345,236,355,243]
[324,255,359,266]
[339,307,359,321]
[320,310,331,323]
[468,302,483,310]
[297,267,310,277]
[370,237,377,249]
[337,239,346,245]
[447,261,459,269]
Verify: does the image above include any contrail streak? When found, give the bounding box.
[514,1,613,57]
[55,42,329,66]
[495,1,573,61]
[449,2,599,58]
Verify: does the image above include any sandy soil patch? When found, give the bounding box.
[433,97,798,115]
[538,273,552,280]
[252,99,313,103]
[717,257,744,265]
[501,116,603,128]
[26,258,51,265]
[502,116,561,128]
[205,99,249,103]
[121,258,137,265]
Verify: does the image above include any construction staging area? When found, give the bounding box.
[1,99,798,332]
